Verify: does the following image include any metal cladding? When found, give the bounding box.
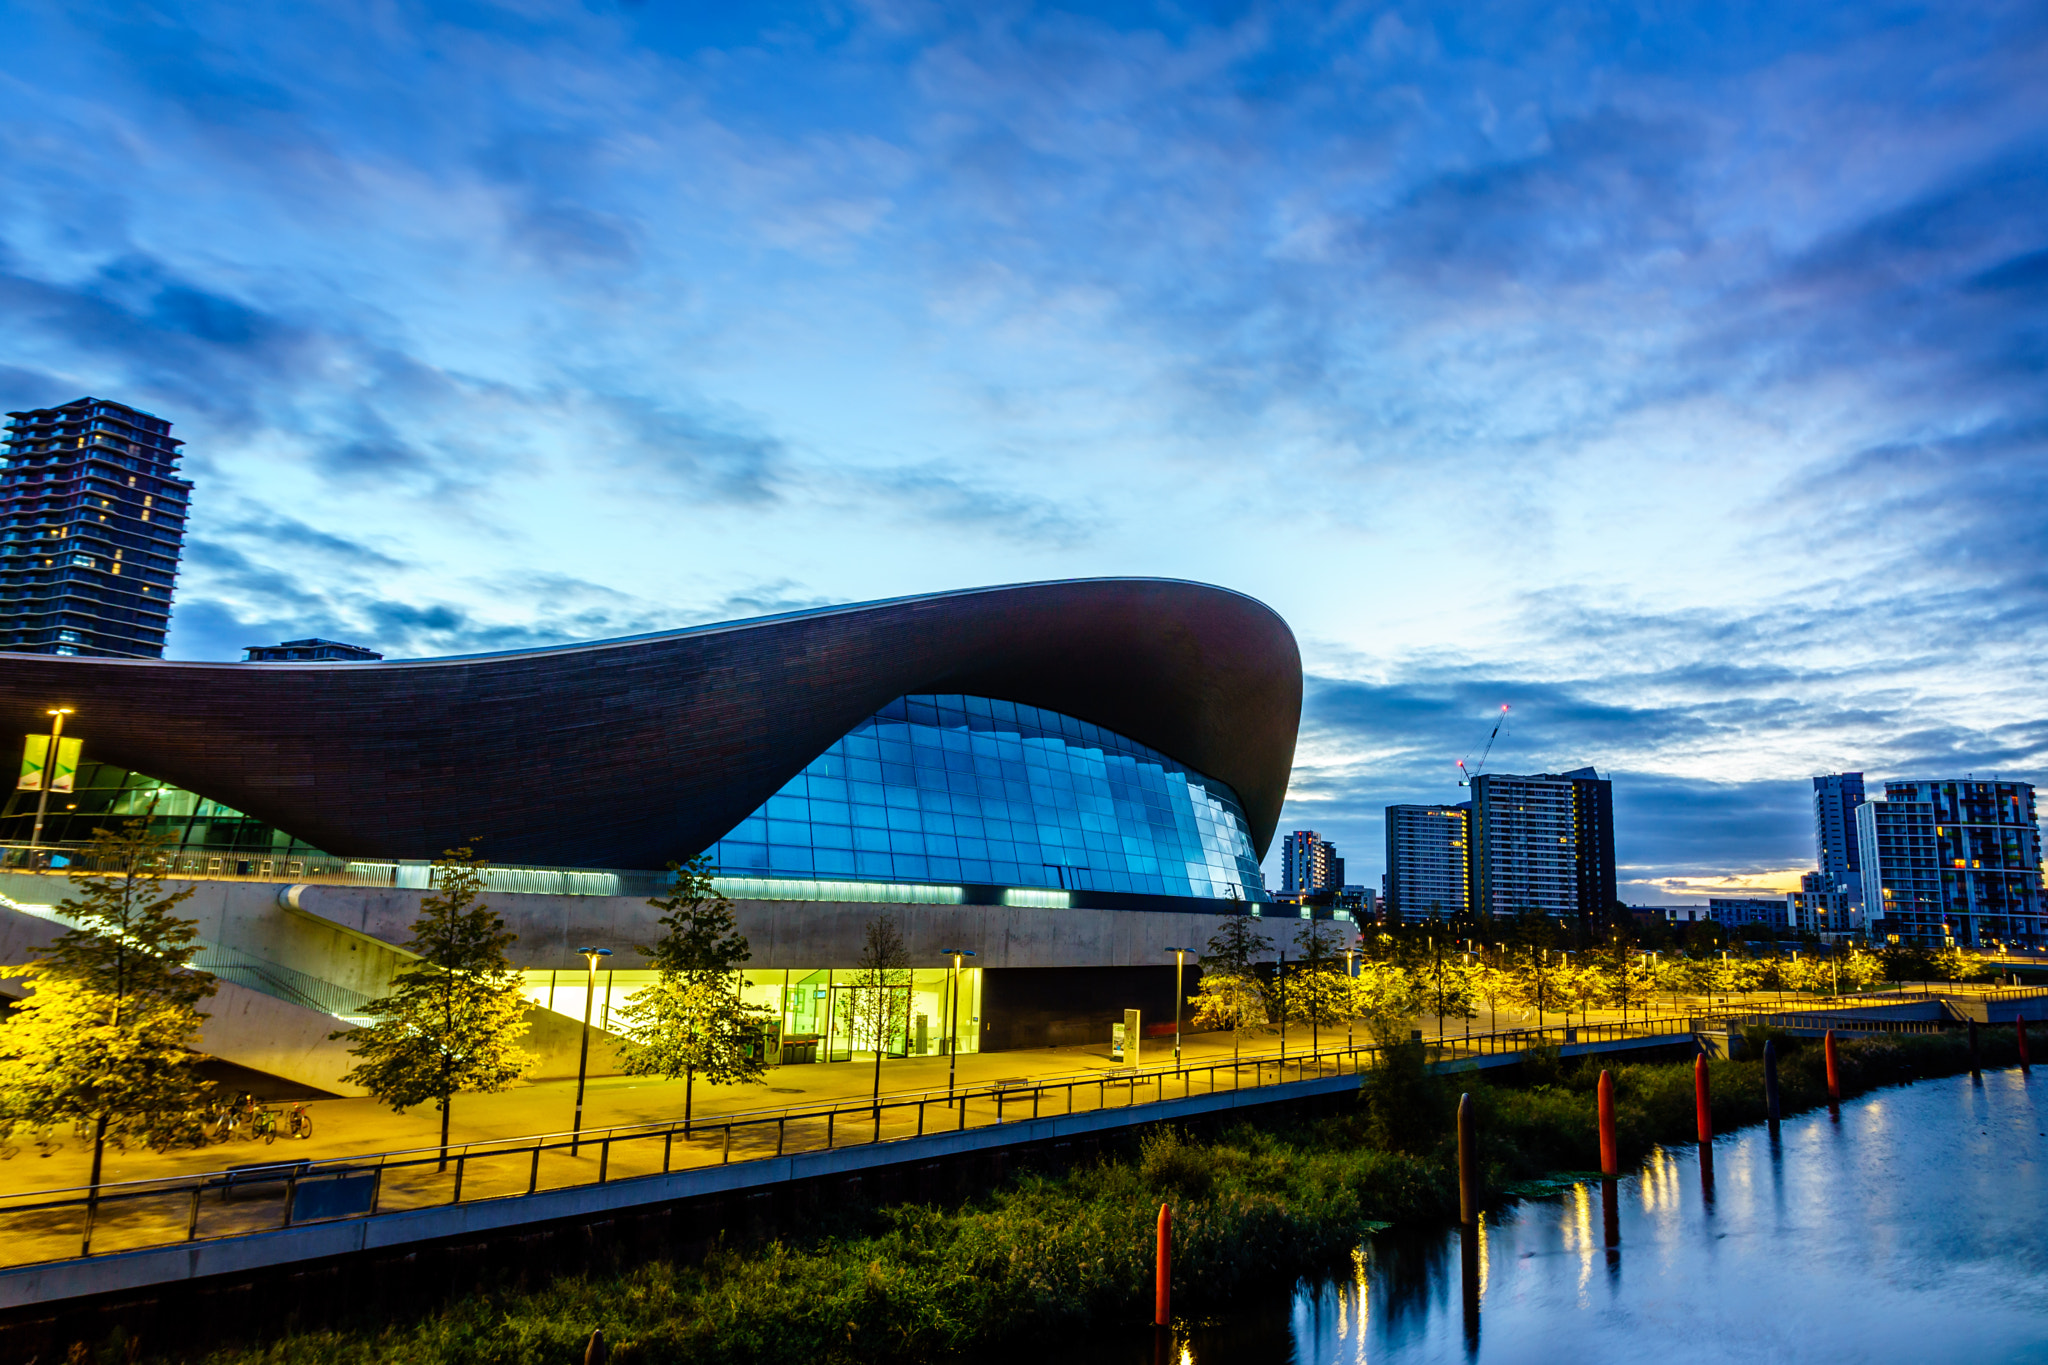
[0,578,1301,870]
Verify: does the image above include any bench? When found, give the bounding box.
[215,1159,317,1203]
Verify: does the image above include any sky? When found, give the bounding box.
[2,1,2044,900]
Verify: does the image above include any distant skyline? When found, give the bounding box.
[3,3,2044,899]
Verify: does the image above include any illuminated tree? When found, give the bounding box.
[849,914,911,1109]
[615,856,770,1131]
[0,820,216,1193]
[1283,919,1353,1050]
[1191,906,1273,1063]
[336,847,534,1166]
[1351,958,1428,1044]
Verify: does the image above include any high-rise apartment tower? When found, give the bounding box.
[1811,772,1866,915]
[0,398,191,657]
[1383,803,1470,922]
[1469,768,1616,934]
[1856,779,2043,948]
[1280,830,1341,896]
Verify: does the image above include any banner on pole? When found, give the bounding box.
[50,737,81,794]
[17,734,48,792]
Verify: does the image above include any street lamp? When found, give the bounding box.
[1165,946,1188,1068]
[28,707,74,858]
[943,948,976,1105]
[1341,943,1360,1051]
[571,946,612,1151]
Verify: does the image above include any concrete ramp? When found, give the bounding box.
[195,979,369,1097]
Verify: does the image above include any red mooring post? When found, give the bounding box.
[1824,1029,1841,1102]
[1694,1054,1712,1145]
[1597,1070,1617,1178]
[1458,1092,1478,1225]
[1155,1203,1172,1327]
[2020,1015,2032,1072]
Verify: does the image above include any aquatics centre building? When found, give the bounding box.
[0,578,1301,1093]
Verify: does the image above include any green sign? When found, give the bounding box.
[17,734,47,792]
[17,734,81,792]
[50,736,81,794]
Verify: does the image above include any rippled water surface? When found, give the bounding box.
[1124,1069,2048,1365]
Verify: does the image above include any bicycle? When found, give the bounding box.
[200,1099,237,1144]
[230,1093,263,1142]
[286,1102,313,1140]
[251,1108,280,1144]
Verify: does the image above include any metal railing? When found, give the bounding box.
[2,992,2003,1273]
[0,1016,1714,1270]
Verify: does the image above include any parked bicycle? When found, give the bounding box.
[199,1096,241,1144]
[285,1102,313,1140]
[250,1108,280,1144]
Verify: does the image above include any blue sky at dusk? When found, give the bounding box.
[3,2,2044,900]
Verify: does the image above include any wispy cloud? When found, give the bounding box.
[0,2,2042,891]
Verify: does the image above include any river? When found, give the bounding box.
[1128,1068,2047,1364]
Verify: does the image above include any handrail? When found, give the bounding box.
[8,991,2008,1269]
[0,1015,1712,1268]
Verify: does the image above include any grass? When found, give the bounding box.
[150,1028,2024,1365]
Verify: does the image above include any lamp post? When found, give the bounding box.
[28,707,73,858]
[1276,950,1287,1059]
[943,948,975,1105]
[1341,943,1359,1051]
[1165,946,1188,1068]
[571,946,612,1152]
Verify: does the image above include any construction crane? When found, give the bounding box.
[1456,704,1511,787]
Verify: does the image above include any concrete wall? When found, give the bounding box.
[196,980,370,1097]
[283,882,1286,973]
[0,872,407,1005]
[0,896,369,1095]
[1,873,1290,1087]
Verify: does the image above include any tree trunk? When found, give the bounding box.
[88,1111,109,1198]
[684,1067,694,1135]
[439,1094,452,1172]
[871,986,884,1113]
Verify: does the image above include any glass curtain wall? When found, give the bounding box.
[0,760,341,873]
[709,694,1267,900]
[519,967,983,1061]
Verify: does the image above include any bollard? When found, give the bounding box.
[584,1328,608,1365]
[2021,1015,2033,1072]
[1694,1054,1712,1145]
[1824,1029,1840,1103]
[1597,1070,1617,1178]
[1763,1039,1781,1127]
[1969,1019,1981,1077]
[1155,1203,1172,1327]
[1457,1092,1478,1225]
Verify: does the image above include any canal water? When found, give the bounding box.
[1155,1069,2047,1364]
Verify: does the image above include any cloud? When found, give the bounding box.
[3,0,2045,896]
[830,461,1103,546]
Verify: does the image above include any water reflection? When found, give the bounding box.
[1126,1070,2045,1365]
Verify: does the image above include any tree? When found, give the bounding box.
[850,914,911,1110]
[0,820,216,1196]
[614,855,770,1131]
[1285,919,1352,1052]
[1190,905,1272,1064]
[335,847,534,1166]
[1351,958,1428,1045]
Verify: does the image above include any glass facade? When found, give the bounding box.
[0,759,343,874]
[523,967,985,1059]
[708,694,1267,901]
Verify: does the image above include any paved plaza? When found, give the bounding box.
[0,991,1873,1200]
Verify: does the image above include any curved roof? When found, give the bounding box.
[0,578,1301,870]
